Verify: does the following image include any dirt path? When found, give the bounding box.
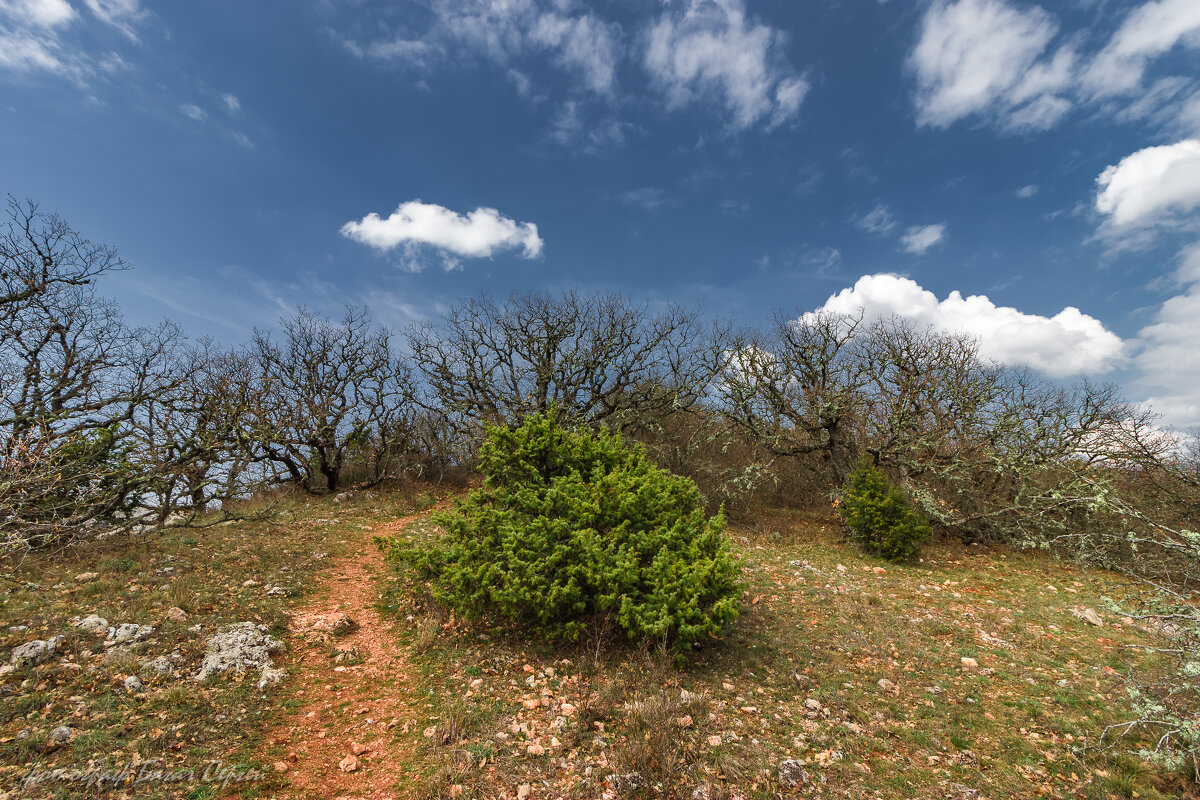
[257,506,444,800]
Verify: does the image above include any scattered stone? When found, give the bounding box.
[48,726,74,747]
[75,572,99,583]
[295,612,358,638]
[107,623,155,645]
[872,566,887,574]
[517,784,532,800]
[273,761,290,773]
[103,647,134,666]
[73,614,109,634]
[194,622,284,683]
[925,685,945,695]
[692,784,713,800]
[979,668,996,677]
[803,698,822,711]
[351,742,371,755]
[778,759,812,789]
[166,607,188,623]
[1055,679,1072,688]
[333,492,350,503]
[140,656,175,678]
[836,564,847,573]
[242,580,259,588]
[607,773,644,792]
[706,735,723,747]
[526,742,545,756]
[257,664,286,691]
[955,750,979,768]
[266,585,289,597]
[10,636,64,667]
[338,754,359,772]
[960,657,978,669]
[123,675,144,694]
[951,783,981,798]
[877,678,896,692]
[1069,606,1104,628]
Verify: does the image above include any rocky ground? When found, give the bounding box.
[0,490,1194,800]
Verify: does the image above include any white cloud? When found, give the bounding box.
[340,200,544,265]
[221,92,240,113]
[909,0,1073,131]
[1131,243,1200,428]
[364,0,622,96]
[0,0,145,80]
[899,223,947,255]
[1084,0,1200,98]
[0,0,74,28]
[366,37,441,69]
[81,0,143,40]
[1095,139,1200,228]
[621,187,671,211]
[547,100,631,151]
[0,28,68,74]
[909,0,1200,135]
[179,103,205,121]
[809,274,1125,377]
[644,0,808,130]
[1016,184,1039,198]
[856,203,897,235]
[530,10,622,95]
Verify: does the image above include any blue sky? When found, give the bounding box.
[3,0,1200,426]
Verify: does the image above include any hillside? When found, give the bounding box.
[0,487,1191,800]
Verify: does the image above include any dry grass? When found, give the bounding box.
[0,484,434,799]
[373,501,1196,800]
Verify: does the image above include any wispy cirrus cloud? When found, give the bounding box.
[0,0,147,82]
[909,0,1200,135]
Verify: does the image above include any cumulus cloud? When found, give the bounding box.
[1095,139,1200,228]
[1130,243,1200,428]
[899,223,947,255]
[643,0,808,130]
[809,274,1125,377]
[909,0,1073,131]
[340,200,544,269]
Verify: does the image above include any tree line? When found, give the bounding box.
[3,197,1198,571]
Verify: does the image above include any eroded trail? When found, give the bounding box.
[257,506,444,800]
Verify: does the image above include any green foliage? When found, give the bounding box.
[394,408,740,648]
[838,460,930,561]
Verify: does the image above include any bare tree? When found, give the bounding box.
[718,309,867,485]
[0,196,126,313]
[407,290,722,431]
[252,306,415,493]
